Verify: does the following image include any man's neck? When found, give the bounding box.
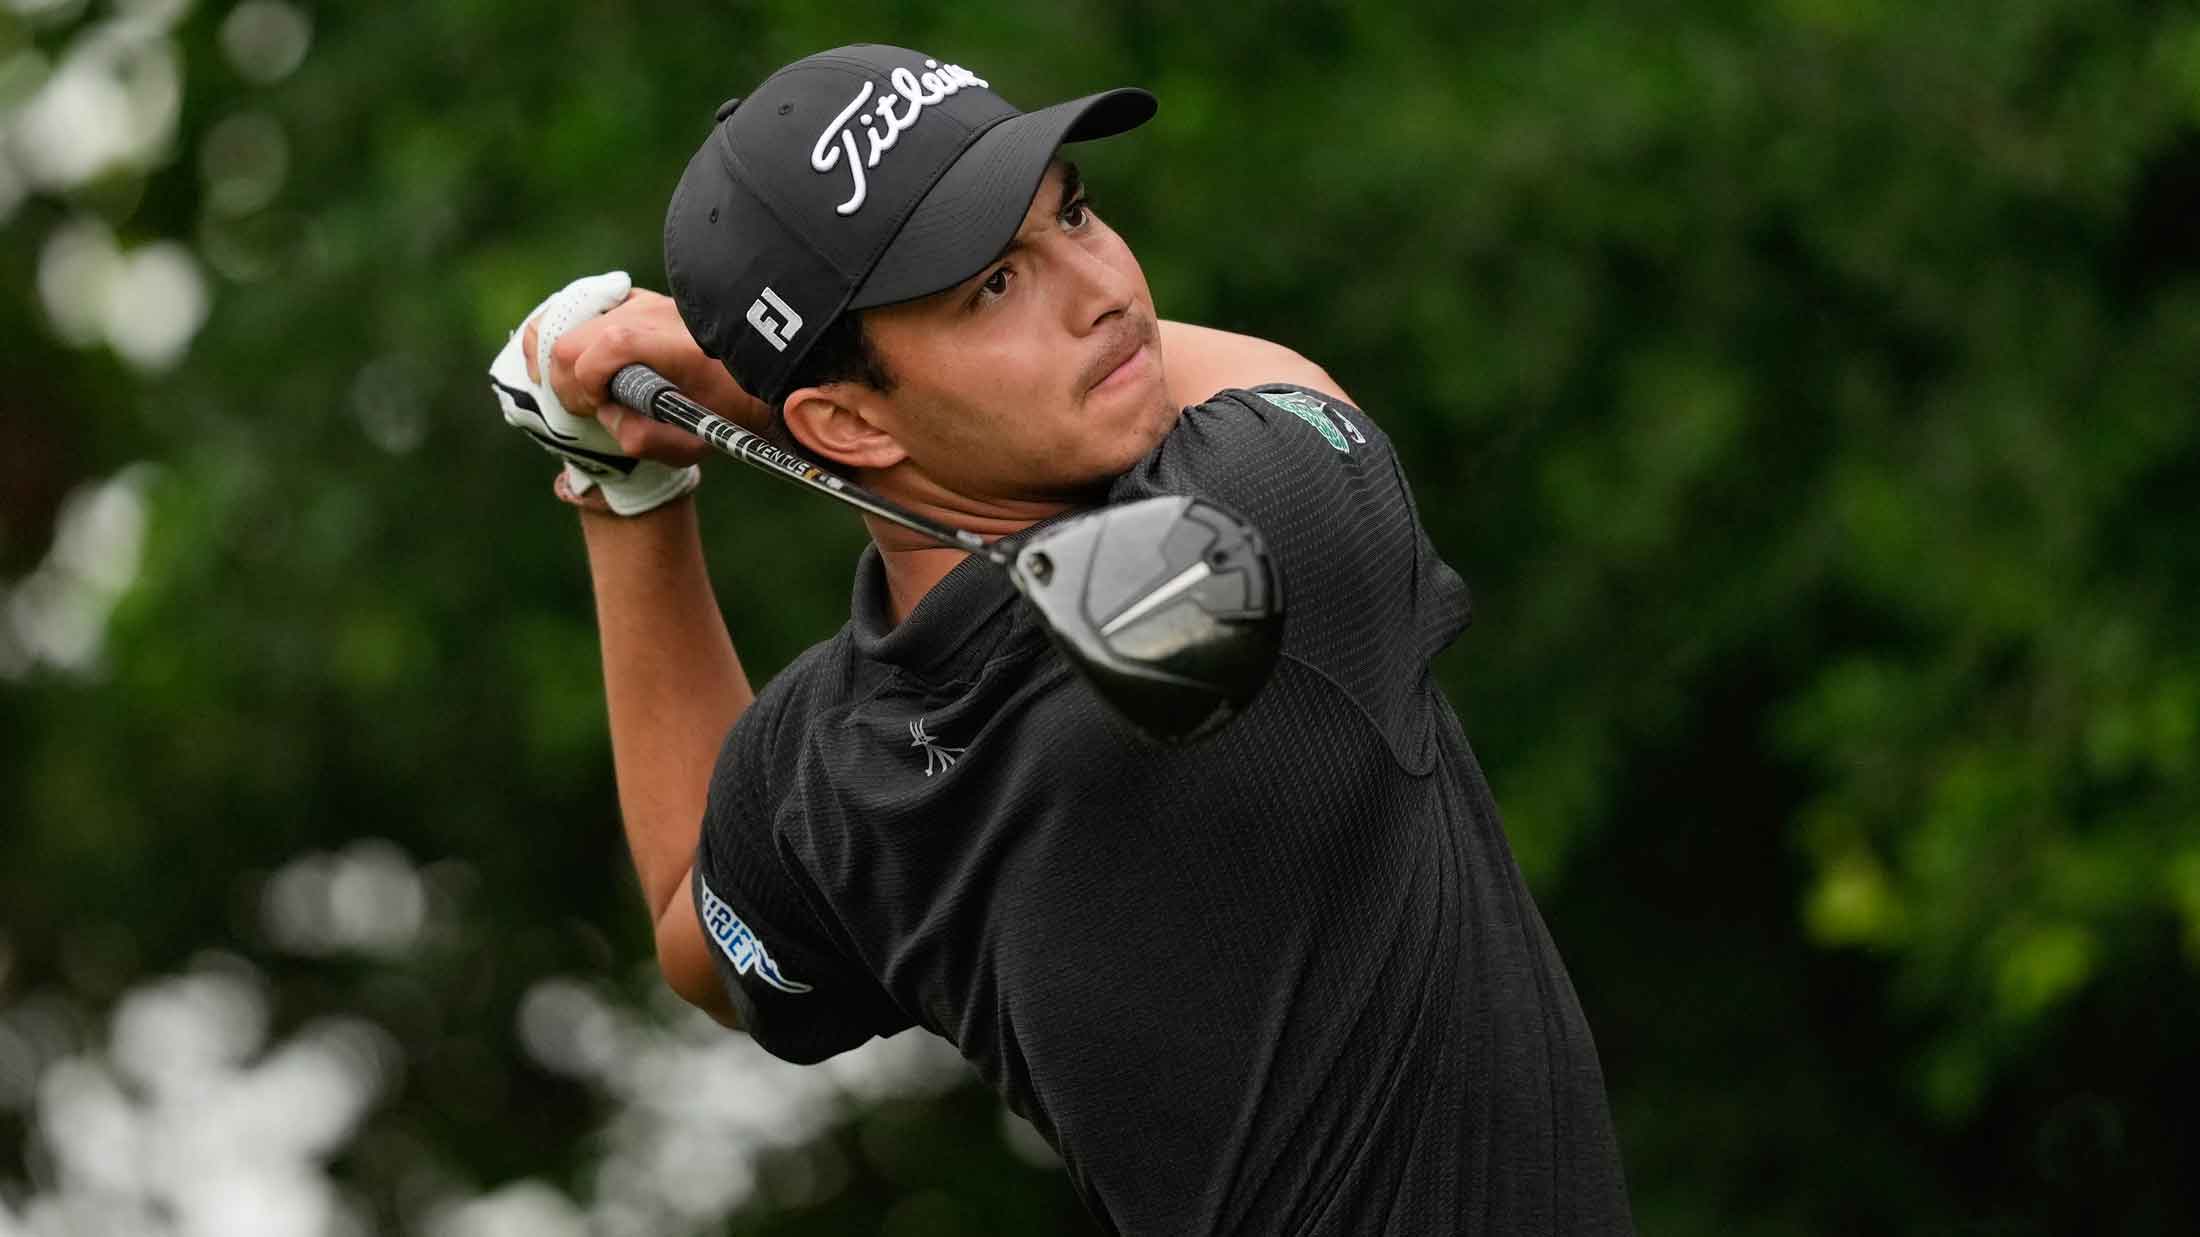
[863,505,1068,624]
[874,542,979,625]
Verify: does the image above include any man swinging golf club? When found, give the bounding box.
[488,42,1633,1235]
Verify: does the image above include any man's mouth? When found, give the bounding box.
[1083,321,1155,395]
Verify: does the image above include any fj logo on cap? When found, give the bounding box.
[746,287,804,352]
[812,60,991,216]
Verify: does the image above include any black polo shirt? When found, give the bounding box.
[693,385,1634,1235]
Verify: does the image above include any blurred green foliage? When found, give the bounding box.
[4,0,2198,1232]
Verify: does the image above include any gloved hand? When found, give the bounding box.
[489,271,700,515]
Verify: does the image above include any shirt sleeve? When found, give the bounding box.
[694,676,915,1064]
[1110,383,1472,759]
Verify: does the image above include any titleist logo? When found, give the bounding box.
[812,59,990,216]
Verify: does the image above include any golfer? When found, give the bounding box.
[489,43,1634,1235]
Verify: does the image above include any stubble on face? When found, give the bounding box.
[858,161,1178,509]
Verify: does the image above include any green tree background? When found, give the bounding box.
[4,0,2197,1232]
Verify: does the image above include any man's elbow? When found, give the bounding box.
[655,893,742,1029]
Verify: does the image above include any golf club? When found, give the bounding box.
[608,364,1284,743]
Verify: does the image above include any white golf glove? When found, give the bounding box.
[488,271,700,515]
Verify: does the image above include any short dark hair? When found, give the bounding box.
[768,310,896,456]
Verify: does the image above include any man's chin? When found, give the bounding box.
[1092,388,1178,481]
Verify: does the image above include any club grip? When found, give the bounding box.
[609,364,676,415]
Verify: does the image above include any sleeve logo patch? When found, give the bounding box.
[1256,389,1354,453]
[698,875,813,994]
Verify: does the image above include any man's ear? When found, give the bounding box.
[780,385,908,473]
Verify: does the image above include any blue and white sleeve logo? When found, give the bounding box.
[698,876,813,994]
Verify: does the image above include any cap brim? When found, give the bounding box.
[847,87,1156,311]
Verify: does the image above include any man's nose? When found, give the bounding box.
[1059,241,1134,333]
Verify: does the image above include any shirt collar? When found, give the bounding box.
[849,541,1021,677]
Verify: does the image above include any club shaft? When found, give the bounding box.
[610,364,1004,563]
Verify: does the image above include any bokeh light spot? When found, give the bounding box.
[219,1,312,85]
[102,242,210,372]
[199,110,288,215]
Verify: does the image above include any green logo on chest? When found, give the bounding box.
[1257,389,1350,453]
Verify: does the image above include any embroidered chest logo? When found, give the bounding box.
[813,60,991,216]
[697,875,812,994]
[1256,389,1363,453]
[909,717,967,777]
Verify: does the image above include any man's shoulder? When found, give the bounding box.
[1121,382,1386,503]
[1189,382,1378,449]
[770,625,863,700]
[720,626,864,785]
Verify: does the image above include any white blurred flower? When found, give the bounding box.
[7,855,984,1237]
[35,218,120,346]
[4,466,155,678]
[33,221,210,371]
[426,1181,587,1237]
[503,977,972,1230]
[104,243,210,372]
[263,841,430,959]
[13,957,389,1237]
[110,969,269,1093]
[8,18,181,189]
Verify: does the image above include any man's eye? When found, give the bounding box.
[1062,197,1092,228]
[979,267,1012,298]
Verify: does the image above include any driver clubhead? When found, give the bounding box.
[1007,495,1283,744]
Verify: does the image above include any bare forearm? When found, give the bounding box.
[579,495,751,921]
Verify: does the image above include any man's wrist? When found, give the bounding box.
[553,468,617,512]
[553,465,700,516]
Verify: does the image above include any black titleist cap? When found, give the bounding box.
[663,44,1156,406]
